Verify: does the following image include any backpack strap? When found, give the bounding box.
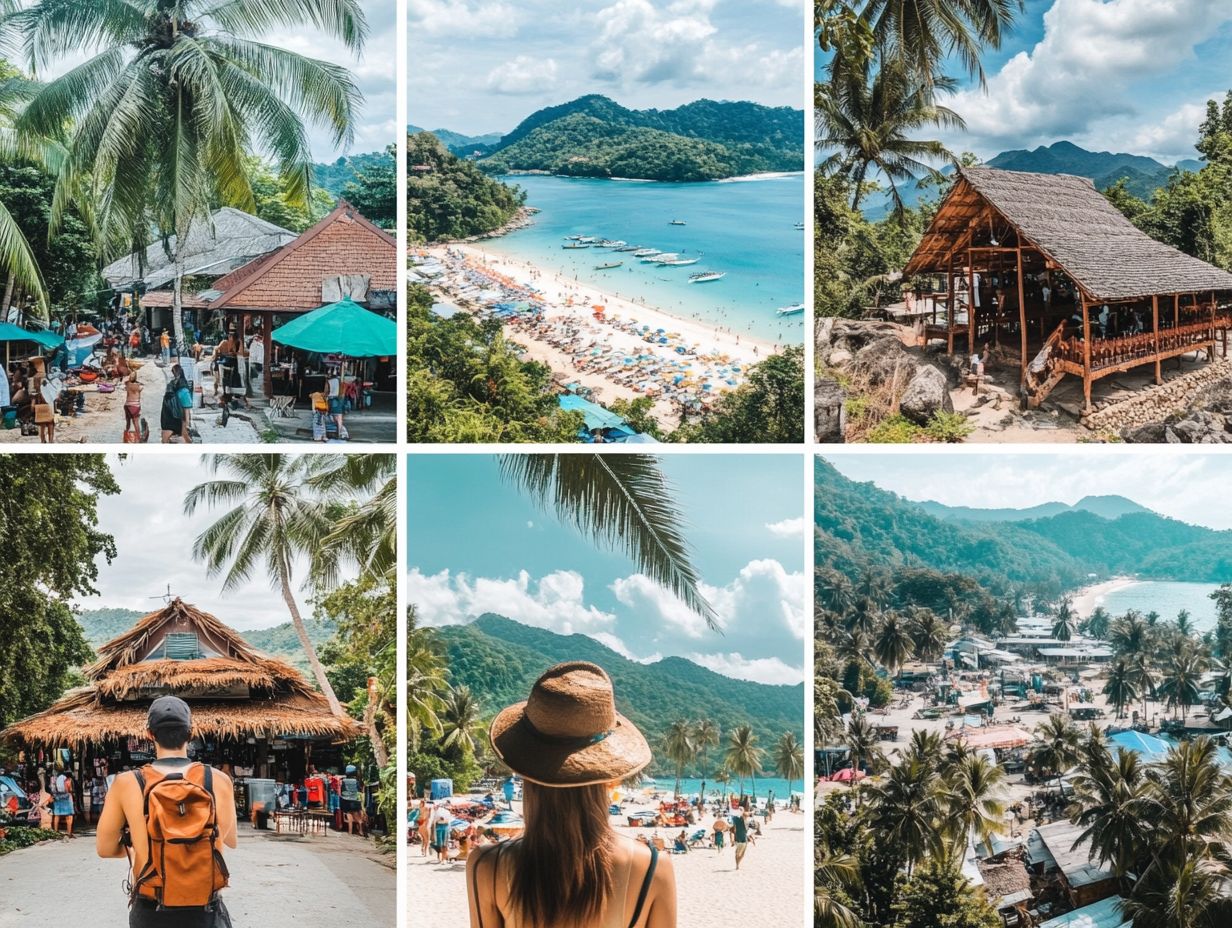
[627,843,658,928]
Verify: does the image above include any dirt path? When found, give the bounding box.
[0,824,393,926]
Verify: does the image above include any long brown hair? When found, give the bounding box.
[510,780,615,927]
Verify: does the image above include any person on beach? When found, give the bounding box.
[51,767,74,836]
[159,329,170,365]
[713,815,726,851]
[731,807,749,870]
[467,661,676,928]
[432,801,452,863]
[123,373,143,440]
[418,799,433,856]
[95,696,237,928]
[159,369,185,443]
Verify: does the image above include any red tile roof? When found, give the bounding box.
[211,202,395,313]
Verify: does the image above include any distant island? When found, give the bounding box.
[864,140,1203,217]
[437,94,804,183]
[407,132,527,242]
[427,613,804,777]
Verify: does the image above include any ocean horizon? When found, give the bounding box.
[479,173,806,346]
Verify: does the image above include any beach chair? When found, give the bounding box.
[687,828,709,848]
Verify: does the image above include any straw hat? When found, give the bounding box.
[490,662,651,788]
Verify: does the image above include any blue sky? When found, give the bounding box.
[407,454,807,684]
[818,0,1232,164]
[409,0,805,136]
[822,452,1232,531]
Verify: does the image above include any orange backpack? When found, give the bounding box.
[130,763,229,908]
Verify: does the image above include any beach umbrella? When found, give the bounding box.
[271,298,396,357]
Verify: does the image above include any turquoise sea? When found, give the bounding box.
[1095,580,1221,631]
[480,173,806,346]
[640,775,802,802]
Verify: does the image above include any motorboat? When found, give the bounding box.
[777,303,805,316]
[689,271,726,283]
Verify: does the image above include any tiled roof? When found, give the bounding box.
[211,201,395,313]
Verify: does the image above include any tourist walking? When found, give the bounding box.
[418,799,432,856]
[51,766,74,837]
[159,329,171,365]
[467,661,676,928]
[159,371,185,443]
[732,806,749,870]
[95,696,237,928]
[340,764,366,837]
[123,373,144,442]
[431,801,452,863]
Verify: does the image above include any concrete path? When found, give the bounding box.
[0,825,394,927]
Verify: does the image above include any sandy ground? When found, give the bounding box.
[0,824,393,927]
[433,244,778,428]
[0,354,261,444]
[1072,577,1139,617]
[408,803,806,928]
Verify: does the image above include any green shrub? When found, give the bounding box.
[925,411,974,443]
[866,414,923,443]
[0,827,62,856]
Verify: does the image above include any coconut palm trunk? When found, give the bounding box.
[277,549,344,718]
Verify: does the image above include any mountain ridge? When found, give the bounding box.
[917,494,1151,523]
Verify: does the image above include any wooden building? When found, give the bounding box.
[903,167,1232,410]
[1,599,358,800]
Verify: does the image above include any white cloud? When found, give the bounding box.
[485,55,560,95]
[687,652,803,685]
[409,0,522,38]
[1121,102,1210,162]
[765,516,805,538]
[407,567,615,634]
[591,632,663,664]
[943,0,1232,158]
[611,573,714,639]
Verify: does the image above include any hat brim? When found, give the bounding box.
[489,701,652,788]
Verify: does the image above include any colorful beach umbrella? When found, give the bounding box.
[271,298,396,358]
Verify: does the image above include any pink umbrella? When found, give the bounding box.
[830,768,866,782]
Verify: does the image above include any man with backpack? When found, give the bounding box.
[95,696,237,927]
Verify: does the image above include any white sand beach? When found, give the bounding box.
[407,801,806,928]
[419,244,777,428]
[1072,576,1139,617]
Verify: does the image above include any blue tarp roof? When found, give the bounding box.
[558,394,630,432]
[0,322,63,348]
[1109,730,1170,763]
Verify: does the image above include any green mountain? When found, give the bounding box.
[815,459,1232,588]
[407,131,527,242]
[917,494,1150,523]
[74,608,335,675]
[311,151,390,196]
[474,95,804,182]
[408,125,504,153]
[429,614,804,778]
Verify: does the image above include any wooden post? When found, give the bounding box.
[1152,295,1161,384]
[968,253,976,355]
[263,317,273,397]
[1174,293,1179,329]
[1082,298,1092,413]
[1017,245,1028,389]
[946,253,955,355]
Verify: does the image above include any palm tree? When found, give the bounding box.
[846,0,1023,89]
[692,719,720,785]
[814,847,862,928]
[406,607,445,754]
[874,611,914,675]
[944,753,1006,856]
[1103,659,1139,720]
[817,568,857,616]
[662,720,695,799]
[1085,606,1112,640]
[908,607,948,662]
[868,754,944,874]
[310,454,396,584]
[1052,597,1077,642]
[724,724,764,799]
[774,731,805,795]
[1176,609,1195,638]
[845,715,882,804]
[499,454,717,628]
[439,685,483,756]
[1032,714,1081,796]
[1069,744,1145,882]
[1158,648,1208,721]
[816,53,963,212]
[0,76,54,316]
[1121,856,1232,928]
[184,454,342,716]
[6,0,366,343]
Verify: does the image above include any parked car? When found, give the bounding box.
[0,775,37,826]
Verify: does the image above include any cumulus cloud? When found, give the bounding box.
[486,55,560,95]
[591,632,663,664]
[944,0,1232,157]
[765,517,805,538]
[407,568,615,634]
[409,0,522,38]
[687,652,803,685]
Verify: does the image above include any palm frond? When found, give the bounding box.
[201,0,368,54]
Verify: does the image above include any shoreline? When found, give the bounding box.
[422,242,779,430]
[495,169,805,184]
[1072,576,1139,617]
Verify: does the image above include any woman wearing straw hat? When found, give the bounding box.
[467,662,676,928]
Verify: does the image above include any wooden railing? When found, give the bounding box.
[1055,320,1217,371]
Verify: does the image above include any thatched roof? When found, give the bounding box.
[1,598,359,747]
[904,166,1232,301]
[977,857,1033,908]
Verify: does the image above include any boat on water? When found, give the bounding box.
[562,242,592,249]
[577,236,597,243]
[616,244,641,252]
[658,257,701,266]
[641,252,674,263]
[689,271,726,283]
[595,261,623,270]
[777,303,805,316]
[603,240,627,249]
[632,248,659,257]
[669,219,687,226]
[793,222,805,231]
[565,234,583,240]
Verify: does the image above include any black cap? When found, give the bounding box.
[147,695,192,732]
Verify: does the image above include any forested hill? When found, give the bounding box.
[429,614,804,777]
[74,608,334,674]
[815,460,1232,588]
[473,95,804,182]
[917,494,1150,523]
[311,151,389,195]
[407,132,526,242]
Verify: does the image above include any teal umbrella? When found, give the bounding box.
[0,322,63,347]
[270,298,395,358]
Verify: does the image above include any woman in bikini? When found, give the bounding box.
[467,662,676,928]
[123,372,143,438]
